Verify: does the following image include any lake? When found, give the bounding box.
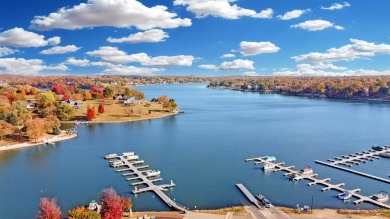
[1,83,389,218]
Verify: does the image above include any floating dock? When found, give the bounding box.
[236,183,263,209]
[246,156,390,209]
[316,147,390,183]
[107,152,189,213]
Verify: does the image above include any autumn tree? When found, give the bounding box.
[0,120,15,141]
[26,118,46,141]
[68,206,101,219]
[120,196,132,212]
[12,102,32,126]
[62,93,71,101]
[83,92,92,101]
[98,104,105,113]
[103,86,114,99]
[36,197,62,219]
[57,104,75,121]
[38,91,56,108]
[87,106,95,121]
[44,115,60,134]
[157,95,169,104]
[100,188,123,219]
[163,99,178,112]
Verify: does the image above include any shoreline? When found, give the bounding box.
[62,111,177,124]
[0,132,77,152]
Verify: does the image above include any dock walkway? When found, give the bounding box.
[236,183,262,209]
[107,153,189,213]
[246,156,390,209]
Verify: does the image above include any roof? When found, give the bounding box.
[155,214,185,219]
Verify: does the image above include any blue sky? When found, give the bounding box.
[0,0,390,76]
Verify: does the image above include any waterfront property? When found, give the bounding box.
[107,152,189,213]
[246,156,390,209]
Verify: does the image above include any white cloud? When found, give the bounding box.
[30,0,191,30]
[252,8,273,19]
[293,38,390,63]
[274,64,390,76]
[86,46,194,67]
[291,20,343,31]
[0,47,17,57]
[0,27,60,47]
[47,37,61,45]
[40,45,80,54]
[102,65,163,75]
[242,71,258,76]
[0,58,67,74]
[64,57,90,66]
[321,2,351,10]
[238,41,280,56]
[219,59,254,70]
[277,9,310,20]
[220,53,235,58]
[173,0,272,19]
[107,29,169,44]
[199,64,218,70]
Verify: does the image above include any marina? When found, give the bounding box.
[246,156,390,209]
[107,151,189,213]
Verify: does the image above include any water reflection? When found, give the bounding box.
[0,150,19,166]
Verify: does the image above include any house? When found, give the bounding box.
[124,96,138,105]
[60,100,84,108]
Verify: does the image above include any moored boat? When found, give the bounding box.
[371,191,388,202]
[110,161,123,167]
[122,151,135,156]
[337,191,352,200]
[263,163,275,170]
[290,173,304,181]
[104,153,117,159]
[124,155,139,160]
[257,194,272,208]
[379,152,390,158]
[263,156,276,162]
[299,167,313,175]
[145,170,161,177]
[372,145,384,151]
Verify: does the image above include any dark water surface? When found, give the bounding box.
[1,83,389,218]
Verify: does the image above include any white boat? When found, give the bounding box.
[110,161,123,167]
[263,163,275,170]
[299,167,313,175]
[371,191,388,202]
[263,156,276,162]
[337,191,352,200]
[145,170,161,177]
[124,155,139,160]
[122,151,135,156]
[379,152,390,158]
[257,194,272,208]
[290,173,304,181]
[105,153,117,159]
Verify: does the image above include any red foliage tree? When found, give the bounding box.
[100,188,123,219]
[62,93,71,101]
[36,197,62,219]
[51,84,65,95]
[91,87,104,99]
[98,104,105,113]
[87,106,95,121]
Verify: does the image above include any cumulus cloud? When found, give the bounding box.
[64,57,90,66]
[173,0,272,19]
[199,64,218,70]
[0,47,17,57]
[0,58,67,74]
[0,27,60,47]
[292,38,390,63]
[219,59,254,70]
[274,63,390,77]
[321,2,351,10]
[238,41,280,56]
[86,46,194,67]
[40,45,80,54]
[47,37,61,46]
[108,29,169,44]
[220,53,235,58]
[277,9,310,20]
[102,65,163,75]
[291,20,344,31]
[242,71,258,76]
[30,0,191,30]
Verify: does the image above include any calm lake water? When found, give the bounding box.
[1,83,390,218]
